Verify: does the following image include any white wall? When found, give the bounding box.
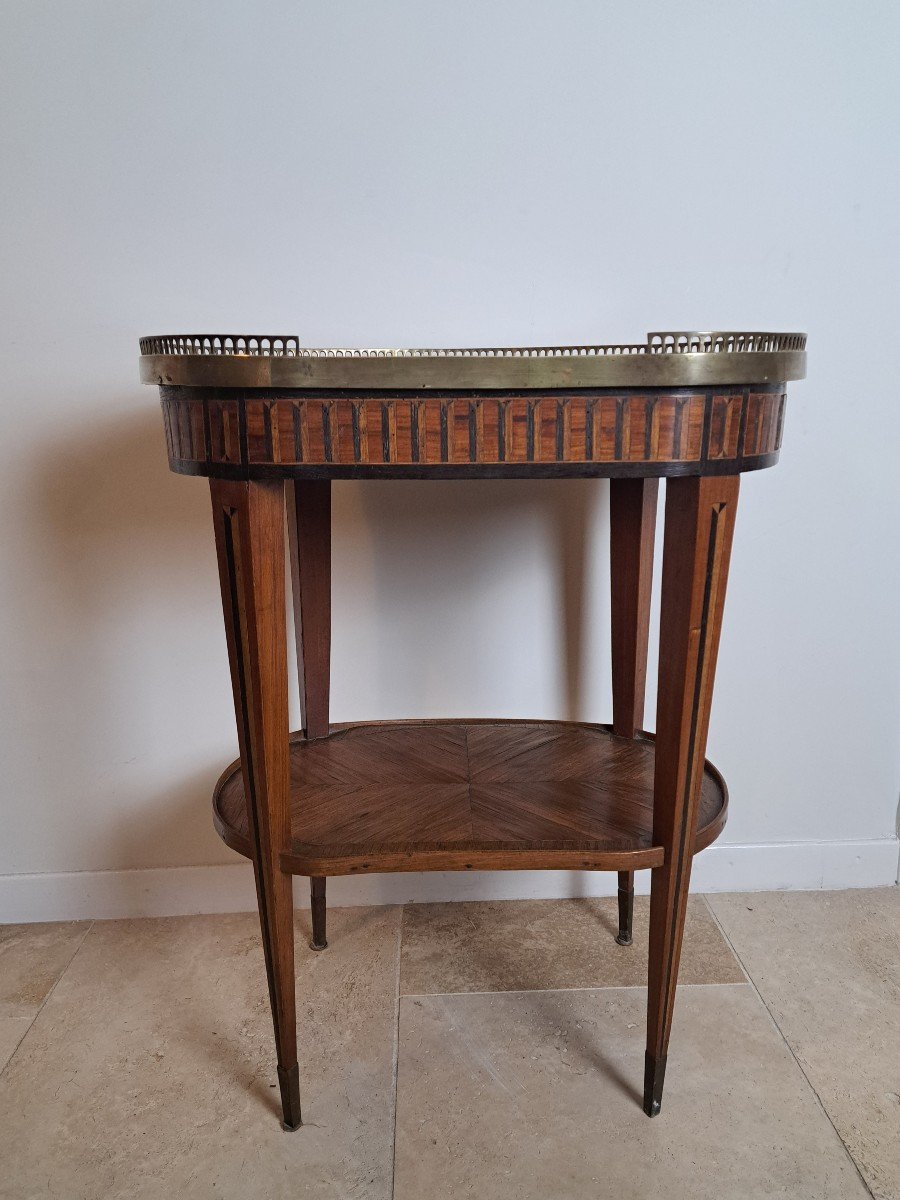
[1,1,898,920]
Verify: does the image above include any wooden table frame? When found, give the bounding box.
[142,344,804,1131]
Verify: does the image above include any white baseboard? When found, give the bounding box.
[1,838,897,923]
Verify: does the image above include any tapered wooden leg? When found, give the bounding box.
[288,481,332,953]
[309,876,328,950]
[287,480,331,741]
[210,478,301,1131]
[644,474,739,1117]
[610,478,659,946]
[616,873,635,946]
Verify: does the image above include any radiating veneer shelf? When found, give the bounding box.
[212,720,727,876]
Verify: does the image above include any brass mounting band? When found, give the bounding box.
[140,332,806,391]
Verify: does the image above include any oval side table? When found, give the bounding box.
[139,330,806,1130]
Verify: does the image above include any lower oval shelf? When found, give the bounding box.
[212,719,728,876]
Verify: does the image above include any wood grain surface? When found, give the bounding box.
[610,477,660,944]
[644,474,740,1116]
[209,477,302,1129]
[160,386,786,478]
[213,720,727,877]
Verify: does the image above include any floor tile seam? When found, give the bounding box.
[0,919,95,1081]
[0,1018,32,1077]
[398,982,753,999]
[701,895,751,983]
[703,897,875,1199]
[389,906,403,1200]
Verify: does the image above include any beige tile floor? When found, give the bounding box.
[0,889,896,1199]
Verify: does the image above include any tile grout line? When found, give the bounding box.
[702,897,875,1199]
[389,905,403,1200]
[700,895,754,985]
[400,981,750,999]
[0,919,95,1081]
